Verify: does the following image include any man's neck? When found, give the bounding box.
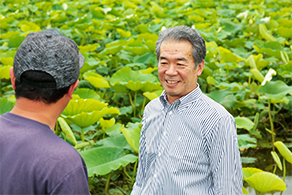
[10,97,66,131]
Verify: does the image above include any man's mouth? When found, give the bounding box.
[166,80,179,84]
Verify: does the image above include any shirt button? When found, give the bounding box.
[154,174,157,178]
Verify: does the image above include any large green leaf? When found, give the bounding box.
[79,44,99,53]
[234,117,254,131]
[143,90,163,101]
[271,151,282,171]
[80,147,137,176]
[258,80,292,102]
[62,107,120,128]
[216,82,244,92]
[275,27,292,38]
[0,98,14,114]
[121,122,141,153]
[110,67,160,92]
[242,167,263,180]
[62,99,108,116]
[96,132,131,150]
[19,21,40,34]
[218,47,244,63]
[99,117,115,129]
[85,76,110,88]
[253,41,285,59]
[237,134,257,150]
[274,141,292,164]
[279,61,292,78]
[245,172,286,193]
[74,88,100,100]
[220,18,244,33]
[259,24,276,42]
[206,90,237,108]
[116,28,131,38]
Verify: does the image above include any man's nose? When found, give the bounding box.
[165,64,178,76]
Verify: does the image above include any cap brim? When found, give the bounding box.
[79,52,85,69]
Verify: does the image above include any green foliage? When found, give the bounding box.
[0,97,14,114]
[57,117,77,145]
[80,146,137,177]
[1,0,292,193]
[244,170,286,193]
[274,141,292,164]
[121,122,142,153]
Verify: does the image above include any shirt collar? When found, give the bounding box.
[159,84,202,111]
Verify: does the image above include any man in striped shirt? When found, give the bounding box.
[131,26,243,195]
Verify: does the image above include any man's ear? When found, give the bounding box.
[9,67,16,90]
[67,80,79,99]
[196,60,205,76]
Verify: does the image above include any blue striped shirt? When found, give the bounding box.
[131,85,243,195]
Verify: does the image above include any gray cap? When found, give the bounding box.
[13,29,85,89]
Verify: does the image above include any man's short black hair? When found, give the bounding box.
[15,71,71,104]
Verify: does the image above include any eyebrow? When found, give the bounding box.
[159,56,187,61]
[176,58,187,62]
[159,56,167,60]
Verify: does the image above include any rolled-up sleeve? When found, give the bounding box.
[209,115,243,195]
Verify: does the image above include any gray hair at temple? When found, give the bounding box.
[155,25,206,69]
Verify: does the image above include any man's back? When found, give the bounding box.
[0,112,89,194]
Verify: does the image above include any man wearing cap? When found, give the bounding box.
[0,29,90,194]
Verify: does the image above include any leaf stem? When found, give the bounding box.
[280,159,286,195]
[102,88,107,99]
[134,91,137,117]
[268,100,275,151]
[141,97,146,114]
[105,172,111,195]
[128,93,134,113]
[124,166,131,179]
[273,164,277,174]
[110,182,127,195]
[283,159,286,182]
[89,175,95,183]
[81,128,85,142]
[131,160,138,186]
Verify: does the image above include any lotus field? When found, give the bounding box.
[0,0,292,194]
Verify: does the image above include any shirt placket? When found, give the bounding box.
[151,103,177,195]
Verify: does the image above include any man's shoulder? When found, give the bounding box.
[147,97,161,105]
[41,133,83,164]
[199,93,231,117]
[144,97,162,111]
[1,112,84,168]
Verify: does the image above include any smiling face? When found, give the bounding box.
[158,40,204,104]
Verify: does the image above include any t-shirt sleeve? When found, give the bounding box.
[50,165,90,195]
